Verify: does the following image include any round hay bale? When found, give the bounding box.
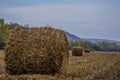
[72,46,83,56]
[84,48,91,53]
[5,27,69,75]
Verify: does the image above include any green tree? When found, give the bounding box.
[94,41,118,51]
[73,40,81,47]
[0,19,9,49]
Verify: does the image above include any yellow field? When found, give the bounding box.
[0,50,120,80]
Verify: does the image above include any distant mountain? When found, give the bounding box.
[65,32,81,40]
[65,31,120,45]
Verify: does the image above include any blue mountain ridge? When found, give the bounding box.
[65,32,120,45]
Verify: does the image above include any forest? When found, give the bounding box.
[68,40,120,51]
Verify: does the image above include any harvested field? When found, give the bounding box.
[0,51,6,74]
[0,50,120,80]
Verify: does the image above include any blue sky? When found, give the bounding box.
[0,0,120,41]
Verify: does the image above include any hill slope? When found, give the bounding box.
[65,31,120,45]
[65,32,81,40]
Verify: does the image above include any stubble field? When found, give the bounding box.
[0,50,120,80]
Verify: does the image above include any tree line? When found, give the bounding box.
[68,40,120,51]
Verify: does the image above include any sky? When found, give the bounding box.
[0,0,120,41]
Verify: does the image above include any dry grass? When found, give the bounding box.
[0,51,6,74]
[84,48,91,53]
[5,27,69,75]
[72,47,83,56]
[67,51,120,80]
[0,50,120,80]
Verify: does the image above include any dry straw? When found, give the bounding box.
[72,46,83,56]
[84,48,91,53]
[5,27,69,75]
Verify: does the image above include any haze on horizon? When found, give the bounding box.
[0,0,120,41]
